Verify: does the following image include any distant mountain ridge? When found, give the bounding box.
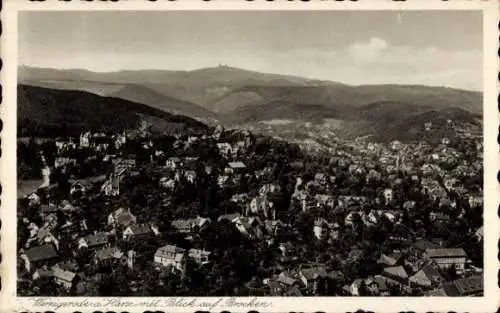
[19,65,482,142]
[19,65,334,86]
[19,65,481,113]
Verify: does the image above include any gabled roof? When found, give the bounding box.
[277,272,297,286]
[378,253,399,266]
[155,245,185,258]
[383,265,408,280]
[426,248,467,258]
[24,244,59,262]
[52,266,76,282]
[409,265,442,287]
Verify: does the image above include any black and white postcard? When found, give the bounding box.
[1,1,498,312]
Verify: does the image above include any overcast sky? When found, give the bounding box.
[19,11,482,90]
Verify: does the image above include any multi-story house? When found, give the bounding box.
[154,245,186,273]
[52,265,76,290]
[425,248,468,274]
[188,248,211,265]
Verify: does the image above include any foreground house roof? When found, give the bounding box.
[453,276,483,295]
[24,244,59,262]
[409,265,442,287]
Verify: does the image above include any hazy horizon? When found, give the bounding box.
[19,11,483,91]
[19,64,483,92]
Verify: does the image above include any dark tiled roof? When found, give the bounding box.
[24,244,59,262]
[453,276,483,295]
[421,265,442,282]
[441,282,460,297]
[413,239,440,251]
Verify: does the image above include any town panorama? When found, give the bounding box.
[16,11,483,298]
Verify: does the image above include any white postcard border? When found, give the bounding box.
[1,0,498,312]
